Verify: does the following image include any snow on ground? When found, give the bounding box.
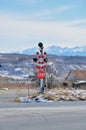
[16,88,86,103]
[0,87,86,103]
[17,95,53,103]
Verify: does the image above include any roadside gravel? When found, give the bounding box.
[0,89,29,102]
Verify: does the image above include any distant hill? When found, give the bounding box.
[0,53,86,81]
[22,45,86,56]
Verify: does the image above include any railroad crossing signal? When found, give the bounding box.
[33,42,48,94]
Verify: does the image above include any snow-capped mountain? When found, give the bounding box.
[22,47,38,55]
[22,46,86,56]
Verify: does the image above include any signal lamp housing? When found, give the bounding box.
[33,58,38,62]
[38,42,43,48]
[44,58,48,62]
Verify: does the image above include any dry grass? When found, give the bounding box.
[0,82,39,90]
[0,79,86,102]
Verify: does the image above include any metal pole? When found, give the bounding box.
[39,79,44,94]
[39,46,44,94]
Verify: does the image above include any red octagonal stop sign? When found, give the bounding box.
[37,70,45,79]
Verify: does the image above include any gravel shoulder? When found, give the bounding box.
[0,89,29,102]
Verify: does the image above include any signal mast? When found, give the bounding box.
[33,42,48,94]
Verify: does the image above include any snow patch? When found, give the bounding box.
[16,95,53,103]
[14,68,22,71]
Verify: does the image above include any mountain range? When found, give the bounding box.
[22,45,86,56]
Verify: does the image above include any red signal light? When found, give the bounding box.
[36,65,40,69]
[42,56,44,58]
[41,65,46,69]
[38,56,41,58]
[44,52,46,55]
[38,61,44,64]
[36,52,39,55]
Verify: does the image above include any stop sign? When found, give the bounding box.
[37,70,45,79]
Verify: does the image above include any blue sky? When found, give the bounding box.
[0,0,86,52]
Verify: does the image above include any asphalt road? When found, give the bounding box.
[0,102,86,130]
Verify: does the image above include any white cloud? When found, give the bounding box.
[32,5,73,19]
[0,4,74,21]
[0,13,86,52]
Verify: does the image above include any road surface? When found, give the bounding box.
[0,101,86,130]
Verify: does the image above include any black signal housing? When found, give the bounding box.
[33,58,38,62]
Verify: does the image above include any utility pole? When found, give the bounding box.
[33,42,48,94]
